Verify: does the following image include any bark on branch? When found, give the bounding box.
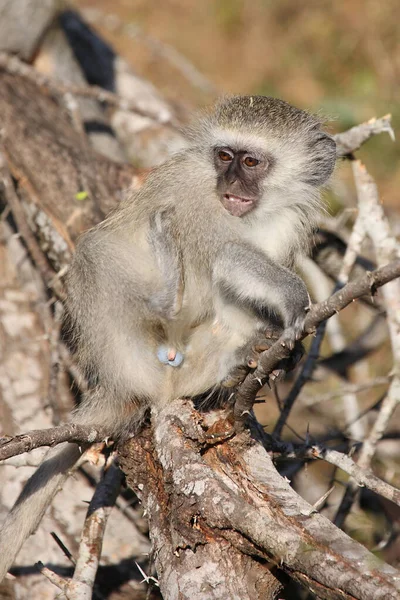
[119,400,400,600]
[0,424,108,461]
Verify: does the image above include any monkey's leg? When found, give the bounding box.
[148,209,187,367]
[148,208,184,320]
[0,443,82,581]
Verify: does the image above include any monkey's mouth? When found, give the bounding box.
[221,194,256,217]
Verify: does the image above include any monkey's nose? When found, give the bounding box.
[157,346,184,367]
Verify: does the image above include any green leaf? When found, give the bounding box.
[75,191,89,201]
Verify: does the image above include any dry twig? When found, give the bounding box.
[67,460,124,600]
[334,114,394,156]
[0,423,108,461]
[334,160,400,527]
[266,435,400,508]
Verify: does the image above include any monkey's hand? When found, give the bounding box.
[279,285,311,352]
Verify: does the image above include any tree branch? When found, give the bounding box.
[234,259,400,430]
[333,159,400,527]
[264,434,400,508]
[119,400,400,600]
[334,114,394,156]
[0,424,108,461]
[66,459,124,600]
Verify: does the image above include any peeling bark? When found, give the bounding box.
[119,401,400,600]
[0,70,139,268]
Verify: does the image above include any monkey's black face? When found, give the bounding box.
[214,146,269,217]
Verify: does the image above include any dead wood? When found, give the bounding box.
[0,70,140,270]
[119,400,400,600]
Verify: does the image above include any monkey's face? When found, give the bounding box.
[214,146,269,217]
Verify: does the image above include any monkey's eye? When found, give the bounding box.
[218,150,233,162]
[243,156,259,167]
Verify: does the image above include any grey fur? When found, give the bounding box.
[0,95,336,580]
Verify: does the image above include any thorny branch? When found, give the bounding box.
[233,258,400,430]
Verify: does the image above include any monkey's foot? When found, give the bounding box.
[157,345,184,367]
[221,365,250,388]
[222,333,304,388]
[222,334,278,388]
[246,339,287,381]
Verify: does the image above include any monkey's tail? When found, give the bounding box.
[0,442,82,581]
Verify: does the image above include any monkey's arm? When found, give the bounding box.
[213,242,310,343]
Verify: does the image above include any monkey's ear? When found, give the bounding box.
[305,132,337,187]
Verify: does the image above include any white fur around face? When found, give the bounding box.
[244,207,302,264]
[208,128,269,154]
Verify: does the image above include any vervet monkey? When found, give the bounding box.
[0,95,336,579]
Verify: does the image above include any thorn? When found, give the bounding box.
[135,561,159,586]
[312,485,335,511]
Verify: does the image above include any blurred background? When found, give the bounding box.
[75,0,400,210]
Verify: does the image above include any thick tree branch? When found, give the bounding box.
[119,400,400,600]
